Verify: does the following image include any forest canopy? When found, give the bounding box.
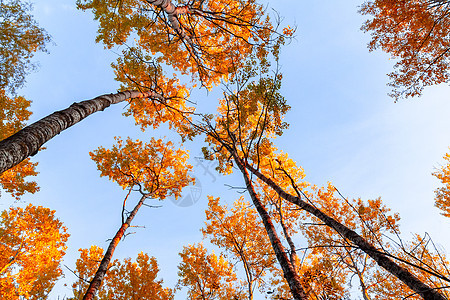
[1,0,450,299]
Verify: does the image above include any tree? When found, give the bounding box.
[433,151,450,217]
[360,0,450,100]
[242,142,449,300]
[80,136,192,299]
[0,204,69,299]
[177,243,242,300]
[69,247,173,300]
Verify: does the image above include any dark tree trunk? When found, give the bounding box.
[0,90,152,174]
[83,193,148,300]
[235,157,308,300]
[244,162,447,300]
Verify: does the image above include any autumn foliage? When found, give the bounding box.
[70,246,173,300]
[77,0,276,88]
[0,90,39,199]
[0,0,48,199]
[433,151,450,218]
[0,204,69,299]
[90,137,193,199]
[360,0,450,99]
[3,0,450,299]
[0,0,50,94]
[177,243,240,300]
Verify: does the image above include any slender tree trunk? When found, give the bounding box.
[277,202,299,270]
[244,162,447,300]
[359,275,371,300]
[83,193,148,300]
[0,90,156,174]
[235,157,308,300]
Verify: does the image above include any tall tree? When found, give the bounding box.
[0,204,69,299]
[197,47,314,299]
[80,136,192,299]
[360,0,450,100]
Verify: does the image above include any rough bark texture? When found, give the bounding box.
[146,0,194,47]
[0,90,154,174]
[83,193,148,300]
[244,163,447,300]
[235,157,308,300]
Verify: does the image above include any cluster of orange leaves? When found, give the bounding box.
[77,0,273,88]
[0,204,69,299]
[89,137,193,200]
[177,243,240,300]
[0,89,39,200]
[360,0,450,99]
[433,151,450,217]
[69,246,173,300]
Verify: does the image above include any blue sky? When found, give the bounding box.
[3,0,450,298]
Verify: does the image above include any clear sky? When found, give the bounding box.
[3,0,450,298]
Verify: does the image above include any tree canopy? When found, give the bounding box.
[360,0,450,100]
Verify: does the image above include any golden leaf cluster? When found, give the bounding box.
[90,137,193,200]
[69,246,173,300]
[0,204,69,299]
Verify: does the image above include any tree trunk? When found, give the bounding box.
[276,201,299,270]
[83,193,148,300]
[244,162,447,300]
[0,90,155,174]
[145,0,194,47]
[235,157,308,300]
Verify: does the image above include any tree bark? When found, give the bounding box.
[235,157,308,300]
[244,162,447,300]
[145,0,194,47]
[0,90,157,174]
[83,193,148,300]
[278,207,299,270]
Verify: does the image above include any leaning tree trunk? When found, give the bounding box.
[83,193,148,300]
[235,157,308,300]
[0,90,157,174]
[244,162,447,300]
